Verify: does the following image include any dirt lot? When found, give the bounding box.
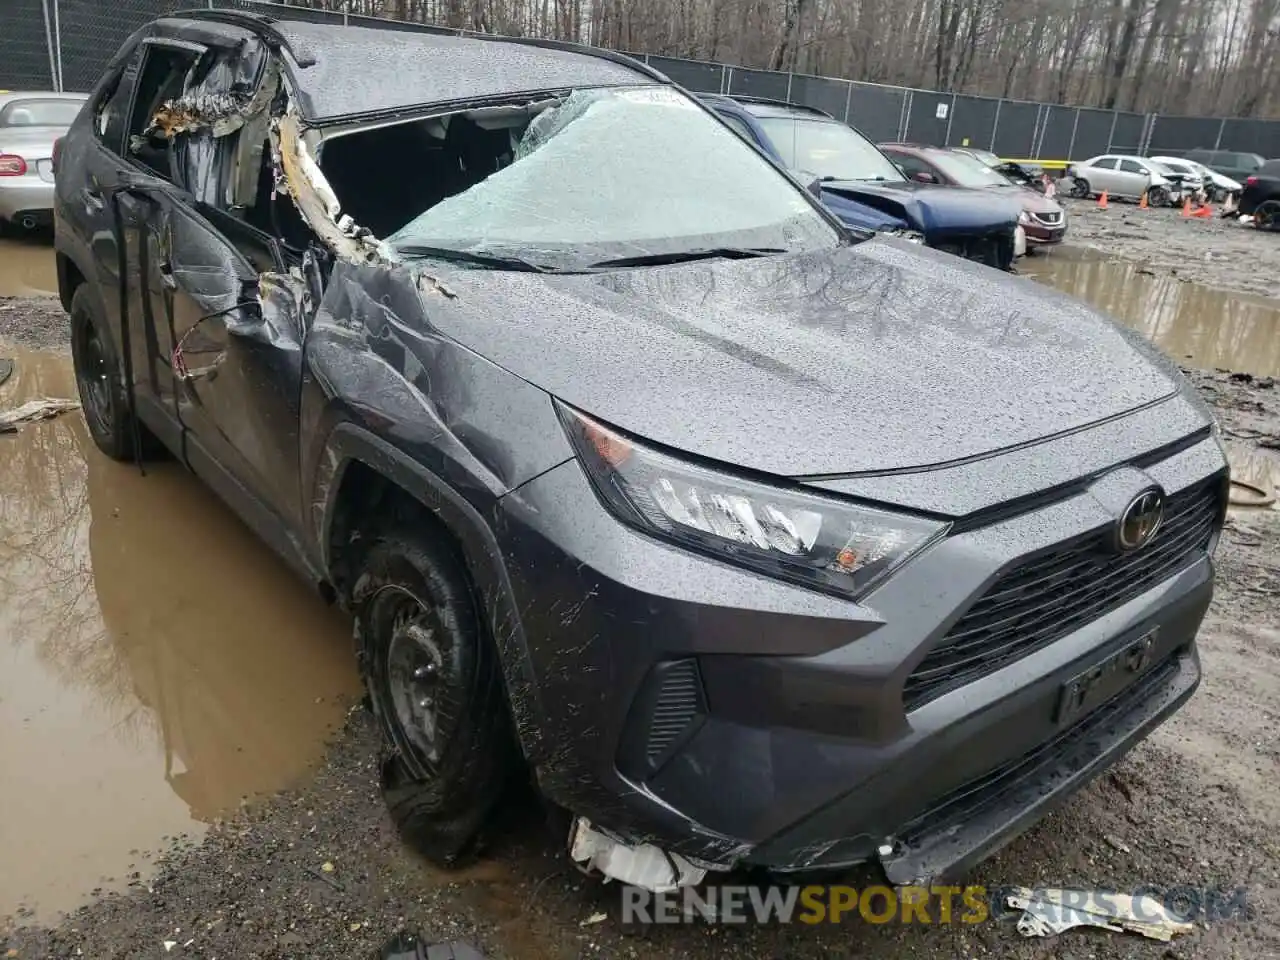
[3,221,1280,959]
[1057,197,1280,301]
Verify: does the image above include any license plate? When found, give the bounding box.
[1056,628,1158,725]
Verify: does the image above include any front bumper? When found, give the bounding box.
[1024,221,1066,244]
[493,432,1225,880]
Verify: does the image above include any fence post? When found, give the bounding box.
[785,71,793,103]
[1104,110,1118,152]
[52,0,63,91]
[721,66,731,95]
[843,80,853,125]
[943,92,956,145]
[898,90,912,141]
[1066,108,1080,162]
[1029,103,1045,158]
[1140,114,1156,155]
[1213,117,1226,149]
[990,99,1002,151]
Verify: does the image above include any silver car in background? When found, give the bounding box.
[0,92,86,230]
[1066,154,1180,205]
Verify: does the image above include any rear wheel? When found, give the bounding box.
[353,520,518,864]
[1255,200,1280,231]
[69,285,161,461]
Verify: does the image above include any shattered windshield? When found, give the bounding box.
[386,87,840,268]
[927,151,1016,187]
[753,116,905,183]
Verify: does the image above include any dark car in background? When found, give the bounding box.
[55,10,1226,896]
[1184,148,1265,184]
[1240,158,1280,228]
[881,143,1067,247]
[700,95,1021,270]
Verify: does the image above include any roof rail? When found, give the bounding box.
[722,94,833,118]
[169,6,665,82]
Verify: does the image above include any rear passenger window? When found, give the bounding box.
[127,43,201,182]
[1092,158,1117,169]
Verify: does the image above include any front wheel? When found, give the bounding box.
[1147,186,1170,207]
[353,523,518,864]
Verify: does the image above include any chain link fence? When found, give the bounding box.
[5,0,1279,162]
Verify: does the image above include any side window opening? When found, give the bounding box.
[718,112,756,144]
[127,44,201,181]
[94,49,144,154]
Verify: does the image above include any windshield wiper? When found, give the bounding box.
[393,244,559,273]
[586,247,785,269]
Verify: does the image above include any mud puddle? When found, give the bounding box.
[1020,247,1280,377]
[0,236,58,297]
[0,347,362,922]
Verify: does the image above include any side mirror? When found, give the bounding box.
[805,177,823,200]
[913,171,937,184]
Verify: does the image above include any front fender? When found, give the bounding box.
[312,422,555,766]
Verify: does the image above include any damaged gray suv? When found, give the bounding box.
[54,10,1228,891]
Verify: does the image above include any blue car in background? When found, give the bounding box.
[700,95,1023,271]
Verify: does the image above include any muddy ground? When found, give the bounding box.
[1057,198,1280,301]
[3,224,1280,959]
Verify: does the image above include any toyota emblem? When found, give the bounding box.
[1116,488,1165,552]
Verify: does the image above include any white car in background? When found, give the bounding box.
[0,91,87,231]
[1151,156,1242,202]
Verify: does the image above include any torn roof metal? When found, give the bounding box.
[251,21,649,123]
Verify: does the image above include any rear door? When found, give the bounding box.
[1086,157,1118,193]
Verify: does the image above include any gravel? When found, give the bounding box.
[3,231,1280,959]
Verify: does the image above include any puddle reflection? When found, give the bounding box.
[0,235,58,297]
[1021,250,1280,378]
[0,349,361,920]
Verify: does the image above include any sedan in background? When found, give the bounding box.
[1152,156,1241,202]
[0,91,86,230]
[1065,155,1181,205]
[881,143,1067,248]
[1184,148,1264,184]
[701,96,1022,270]
[950,147,1051,194]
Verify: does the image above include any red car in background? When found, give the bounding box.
[881,143,1067,248]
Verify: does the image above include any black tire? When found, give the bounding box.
[69,284,161,461]
[353,519,517,864]
[1148,186,1169,207]
[1255,200,1280,231]
[1068,177,1090,199]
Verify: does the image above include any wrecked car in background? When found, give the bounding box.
[699,95,1022,270]
[0,91,87,230]
[54,10,1228,894]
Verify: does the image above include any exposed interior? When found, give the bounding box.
[317,104,549,239]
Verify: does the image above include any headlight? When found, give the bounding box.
[559,407,950,600]
[887,228,925,244]
[1018,210,1032,225]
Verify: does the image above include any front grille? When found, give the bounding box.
[933,231,1014,270]
[898,654,1179,847]
[1032,210,1063,225]
[903,476,1224,710]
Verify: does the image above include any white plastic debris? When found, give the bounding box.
[1007,887,1195,942]
[0,398,80,433]
[569,818,706,893]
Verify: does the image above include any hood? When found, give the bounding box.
[818,179,1020,236]
[974,184,1061,215]
[409,239,1179,478]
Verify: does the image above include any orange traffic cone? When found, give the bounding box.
[1139,191,1148,209]
[1182,197,1192,217]
[1191,203,1213,219]
[1097,191,1109,209]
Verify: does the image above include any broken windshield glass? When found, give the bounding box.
[384,86,840,269]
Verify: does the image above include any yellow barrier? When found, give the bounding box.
[1000,158,1072,169]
